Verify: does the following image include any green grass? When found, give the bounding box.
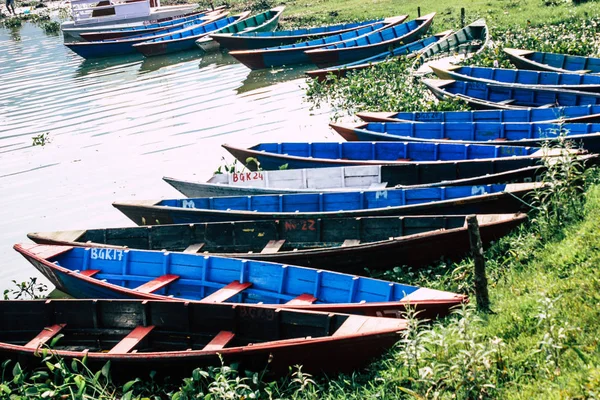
[214,0,600,31]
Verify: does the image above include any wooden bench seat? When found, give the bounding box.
[134,274,180,294]
[184,243,205,253]
[199,281,252,303]
[286,294,317,305]
[260,240,285,254]
[79,269,100,277]
[203,331,235,351]
[24,324,66,349]
[108,325,155,354]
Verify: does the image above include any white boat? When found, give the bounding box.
[61,0,199,39]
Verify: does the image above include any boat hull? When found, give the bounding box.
[306,14,435,68]
[28,214,527,272]
[112,186,535,227]
[356,105,600,124]
[0,299,404,380]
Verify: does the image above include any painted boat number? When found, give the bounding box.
[284,220,316,231]
[232,172,264,183]
[90,248,124,261]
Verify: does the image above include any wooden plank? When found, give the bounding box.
[497,99,515,105]
[203,331,235,351]
[260,239,285,254]
[341,239,360,247]
[286,294,317,305]
[332,315,368,337]
[184,243,205,253]
[79,269,100,277]
[24,324,66,349]
[199,281,252,303]
[134,274,179,294]
[108,325,155,354]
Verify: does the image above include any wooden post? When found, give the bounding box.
[417,7,421,17]
[467,215,490,312]
[460,8,465,28]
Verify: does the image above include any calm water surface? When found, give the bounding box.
[0,22,335,289]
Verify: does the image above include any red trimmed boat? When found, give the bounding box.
[0,299,407,380]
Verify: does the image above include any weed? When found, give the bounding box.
[32,132,50,146]
[3,277,48,300]
[306,58,468,120]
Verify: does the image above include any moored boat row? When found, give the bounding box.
[10,10,600,382]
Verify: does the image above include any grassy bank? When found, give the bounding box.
[213,0,600,31]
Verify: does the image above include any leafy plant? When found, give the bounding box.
[3,277,48,300]
[306,57,468,121]
[32,132,51,147]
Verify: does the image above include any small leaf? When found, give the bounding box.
[101,360,111,379]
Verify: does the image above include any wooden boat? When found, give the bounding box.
[196,7,284,52]
[208,18,390,51]
[228,15,407,70]
[61,4,200,40]
[0,299,406,380]
[27,214,527,272]
[357,105,600,124]
[305,13,435,68]
[79,7,226,41]
[411,18,489,73]
[423,79,600,110]
[432,65,600,93]
[222,141,548,171]
[331,121,600,152]
[111,182,539,225]
[65,12,228,59]
[305,31,452,82]
[504,48,600,74]
[133,13,250,57]
[162,162,545,197]
[15,244,466,320]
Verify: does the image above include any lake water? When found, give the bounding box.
[0,22,334,291]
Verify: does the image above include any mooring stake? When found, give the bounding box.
[467,215,490,312]
[460,8,465,28]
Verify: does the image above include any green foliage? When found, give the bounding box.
[2,17,22,28]
[0,355,116,399]
[32,132,50,146]
[41,20,60,34]
[3,277,48,300]
[306,58,468,120]
[214,157,243,174]
[468,17,600,68]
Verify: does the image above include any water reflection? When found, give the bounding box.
[0,22,331,288]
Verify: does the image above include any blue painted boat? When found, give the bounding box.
[331,121,600,152]
[432,65,600,92]
[228,15,408,70]
[65,12,228,59]
[305,30,452,81]
[423,79,600,110]
[79,7,225,41]
[112,182,538,225]
[196,7,285,51]
[222,141,544,170]
[16,243,466,318]
[133,13,250,57]
[357,105,600,124]
[411,18,489,73]
[504,48,600,74]
[305,13,435,68]
[209,18,390,51]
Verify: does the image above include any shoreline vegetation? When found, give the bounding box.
[2,0,600,398]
